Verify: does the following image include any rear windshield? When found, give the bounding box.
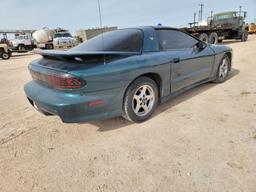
[71,29,143,52]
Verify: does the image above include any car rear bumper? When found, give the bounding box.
[24,81,124,123]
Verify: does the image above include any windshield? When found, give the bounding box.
[54,33,72,38]
[214,12,237,20]
[71,29,143,52]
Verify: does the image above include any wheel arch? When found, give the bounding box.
[225,52,232,70]
[18,43,25,47]
[125,72,163,99]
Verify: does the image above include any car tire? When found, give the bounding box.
[122,77,159,123]
[199,33,209,43]
[1,52,10,60]
[213,55,231,83]
[46,44,54,49]
[241,30,248,42]
[209,32,218,44]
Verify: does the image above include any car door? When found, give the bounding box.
[156,29,215,93]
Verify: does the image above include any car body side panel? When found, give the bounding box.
[69,52,171,96]
[169,46,215,92]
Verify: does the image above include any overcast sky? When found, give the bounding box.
[0,0,255,34]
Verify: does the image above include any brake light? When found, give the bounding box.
[29,69,86,89]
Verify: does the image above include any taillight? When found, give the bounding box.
[29,69,86,90]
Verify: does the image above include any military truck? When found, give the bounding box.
[183,11,249,44]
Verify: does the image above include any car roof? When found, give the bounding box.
[135,26,179,31]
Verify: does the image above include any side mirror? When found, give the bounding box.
[197,41,206,50]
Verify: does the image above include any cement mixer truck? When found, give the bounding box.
[33,28,55,49]
[33,28,77,49]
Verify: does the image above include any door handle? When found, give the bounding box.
[173,58,180,63]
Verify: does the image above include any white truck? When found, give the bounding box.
[10,33,35,52]
[53,32,77,49]
[33,28,77,49]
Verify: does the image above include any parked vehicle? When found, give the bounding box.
[53,32,77,49]
[24,26,232,123]
[249,23,256,34]
[0,44,11,60]
[32,28,55,49]
[33,28,77,49]
[10,33,35,52]
[183,11,249,44]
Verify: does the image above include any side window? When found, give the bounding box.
[157,30,198,50]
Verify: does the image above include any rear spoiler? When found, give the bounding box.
[33,49,141,57]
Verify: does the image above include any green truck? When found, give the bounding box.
[183,11,249,44]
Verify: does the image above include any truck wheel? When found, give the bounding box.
[209,32,218,44]
[18,45,26,52]
[2,52,10,60]
[122,77,159,123]
[46,44,53,49]
[199,33,209,43]
[241,30,248,42]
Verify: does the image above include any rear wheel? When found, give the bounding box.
[213,55,230,83]
[18,44,26,52]
[122,77,159,123]
[1,52,10,60]
[199,33,209,43]
[209,32,218,44]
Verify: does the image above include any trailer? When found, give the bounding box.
[182,11,249,44]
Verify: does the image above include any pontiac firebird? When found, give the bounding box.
[24,26,232,123]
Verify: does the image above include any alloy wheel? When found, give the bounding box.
[132,85,155,117]
[219,58,229,80]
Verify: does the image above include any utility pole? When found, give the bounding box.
[194,12,196,26]
[239,6,242,17]
[199,3,204,22]
[211,11,213,19]
[198,10,201,22]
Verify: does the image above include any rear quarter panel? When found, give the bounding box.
[70,52,171,98]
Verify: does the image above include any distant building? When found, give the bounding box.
[76,26,118,42]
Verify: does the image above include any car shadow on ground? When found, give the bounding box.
[90,69,240,132]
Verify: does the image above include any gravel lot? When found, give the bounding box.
[0,36,256,192]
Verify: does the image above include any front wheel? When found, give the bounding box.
[1,52,10,60]
[122,77,159,123]
[241,30,248,42]
[213,55,231,83]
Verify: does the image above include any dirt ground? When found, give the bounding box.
[0,36,256,192]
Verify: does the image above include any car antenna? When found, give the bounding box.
[97,0,106,65]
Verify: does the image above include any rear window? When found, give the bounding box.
[71,29,143,52]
